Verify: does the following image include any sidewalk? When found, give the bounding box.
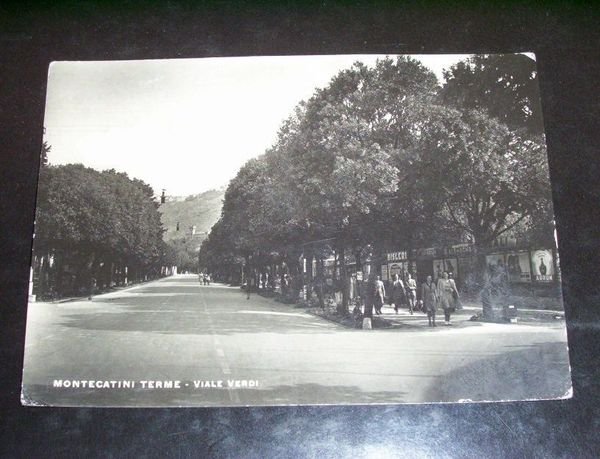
[36,276,171,304]
[377,299,565,329]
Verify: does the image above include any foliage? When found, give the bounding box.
[411,106,552,247]
[34,164,165,295]
[199,54,555,300]
[440,54,544,135]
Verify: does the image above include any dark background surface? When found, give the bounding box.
[1,1,599,457]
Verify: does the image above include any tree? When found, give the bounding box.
[440,54,544,135]
[33,164,165,297]
[200,56,441,314]
[415,107,551,247]
[265,57,439,313]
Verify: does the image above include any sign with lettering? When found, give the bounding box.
[445,244,474,256]
[415,247,437,258]
[387,251,408,262]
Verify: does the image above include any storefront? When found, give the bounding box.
[384,251,409,282]
[383,243,557,294]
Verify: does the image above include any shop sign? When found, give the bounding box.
[387,251,408,262]
[531,250,554,282]
[415,247,437,258]
[446,243,474,256]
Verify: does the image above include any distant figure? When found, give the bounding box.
[374,275,386,315]
[282,274,290,298]
[448,272,462,310]
[405,272,417,315]
[437,271,459,325]
[435,264,443,282]
[363,273,376,319]
[422,275,438,327]
[88,277,97,301]
[390,274,406,314]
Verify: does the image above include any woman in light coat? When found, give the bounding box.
[437,271,459,325]
[422,275,438,327]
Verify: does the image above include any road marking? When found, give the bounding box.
[198,287,241,404]
[236,310,308,317]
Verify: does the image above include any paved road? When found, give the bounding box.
[22,275,571,407]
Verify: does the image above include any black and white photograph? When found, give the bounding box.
[21,53,572,407]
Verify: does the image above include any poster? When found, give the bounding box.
[506,251,532,283]
[388,261,408,279]
[531,249,554,282]
[433,258,458,279]
[485,253,506,274]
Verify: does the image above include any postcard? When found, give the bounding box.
[22,54,572,406]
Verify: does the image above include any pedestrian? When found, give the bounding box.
[405,272,417,315]
[448,272,462,310]
[88,277,97,301]
[363,273,377,319]
[281,274,289,299]
[390,273,406,314]
[437,271,459,325]
[374,275,386,315]
[422,275,438,327]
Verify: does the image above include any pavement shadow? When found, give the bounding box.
[422,341,571,402]
[58,304,342,336]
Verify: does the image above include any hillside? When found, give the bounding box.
[159,188,224,242]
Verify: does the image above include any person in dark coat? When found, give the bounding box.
[390,273,406,314]
[363,273,376,319]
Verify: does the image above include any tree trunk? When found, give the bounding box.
[337,243,349,315]
[316,255,324,308]
[305,251,313,300]
[475,249,494,319]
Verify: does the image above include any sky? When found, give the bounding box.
[44,54,472,197]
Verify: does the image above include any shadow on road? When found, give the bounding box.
[58,300,342,336]
[422,341,571,402]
